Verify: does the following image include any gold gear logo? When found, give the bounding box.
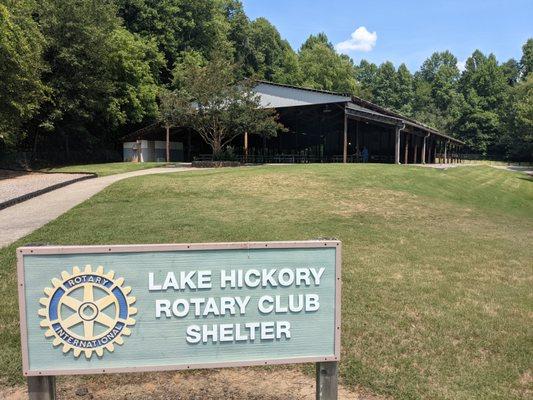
[39,265,137,359]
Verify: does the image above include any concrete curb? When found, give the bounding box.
[0,174,97,211]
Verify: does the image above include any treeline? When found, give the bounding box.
[1,0,532,162]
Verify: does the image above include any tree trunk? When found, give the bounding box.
[212,139,222,159]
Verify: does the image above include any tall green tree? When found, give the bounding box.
[500,59,521,86]
[34,0,164,157]
[0,0,47,146]
[413,51,463,132]
[116,0,232,79]
[247,18,300,83]
[396,64,415,116]
[520,38,533,78]
[104,28,164,130]
[298,33,358,93]
[355,60,378,100]
[500,74,533,160]
[36,0,121,153]
[372,62,400,110]
[456,51,508,153]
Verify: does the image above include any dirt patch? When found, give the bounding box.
[0,368,385,400]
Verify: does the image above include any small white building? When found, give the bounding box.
[123,140,183,162]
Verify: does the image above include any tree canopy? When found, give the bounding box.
[167,54,282,157]
[0,0,531,162]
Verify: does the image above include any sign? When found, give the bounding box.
[17,241,341,376]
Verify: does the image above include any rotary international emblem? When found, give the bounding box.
[39,265,137,358]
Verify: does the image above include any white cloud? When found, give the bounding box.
[335,26,377,54]
[456,60,466,72]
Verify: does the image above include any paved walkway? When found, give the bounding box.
[0,167,193,248]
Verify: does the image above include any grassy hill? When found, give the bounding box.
[0,164,531,399]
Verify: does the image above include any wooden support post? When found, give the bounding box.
[244,131,249,163]
[343,113,348,163]
[443,141,448,164]
[28,376,56,400]
[165,124,170,163]
[316,362,338,400]
[433,142,437,164]
[394,124,402,164]
[404,134,409,164]
[413,137,418,164]
[421,134,428,164]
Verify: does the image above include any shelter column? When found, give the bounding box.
[395,124,403,164]
[343,112,348,163]
[413,137,418,164]
[404,133,410,164]
[422,134,428,164]
[444,141,448,163]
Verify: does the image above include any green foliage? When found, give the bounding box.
[298,33,358,93]
[455,52,509,154]
[372,62,401,110]
[0,0,530,162]
[116,0,232,76]
[32,0,164,153]
[0,0,47,146]
[168,54,283,155]
[520,38,533,77]
[499,75,533,160]
[105,28,164,128]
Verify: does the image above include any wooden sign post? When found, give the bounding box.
[18,241,341,399]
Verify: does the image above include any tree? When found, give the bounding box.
[298,33,358,93]
[246,18,301,83]
[36,0,121,156]
[396,64,415,116]
[520,38,533,78]
[0,0,47,146]
[372,62,400,110]
[500,59,521,86]
[456,51,508,153]
[412,51,463,131]
[355,60,379,101]
[499,74,533,160]
[169,55,283,157]
[32,0,164,159]
[116,0,232,80]
[104,28,164,131]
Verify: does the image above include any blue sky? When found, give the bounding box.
[241,0,533,71]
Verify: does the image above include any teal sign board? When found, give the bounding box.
[17,241,341,376]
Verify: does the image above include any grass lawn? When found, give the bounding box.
[45,161,167,176]
[0,164,531,399]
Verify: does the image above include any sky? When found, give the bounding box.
[241,0,533,72]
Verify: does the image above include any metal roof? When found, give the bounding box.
[254,81,350,108]
[254,81,464,144]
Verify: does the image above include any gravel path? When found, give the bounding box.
[0,167,195,248]
[0,170,92,205]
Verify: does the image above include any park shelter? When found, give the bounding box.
[123,81,464,164]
